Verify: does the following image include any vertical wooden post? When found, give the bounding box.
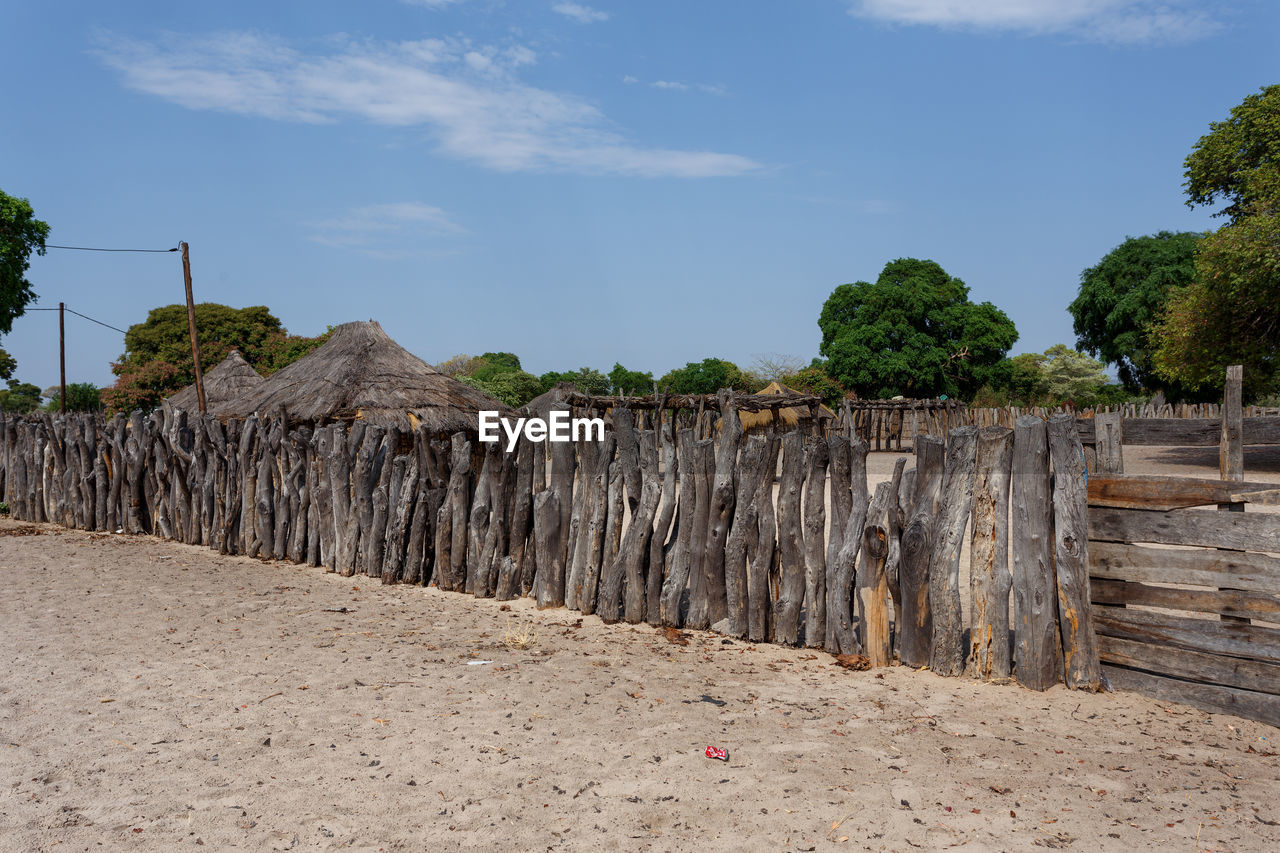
[1218,364,1248,623]
[1094,411,1123,474]
[58,302,66,413]
[1047,414,1100,690]
[180,242,207,414]
[1011,415,1061,690]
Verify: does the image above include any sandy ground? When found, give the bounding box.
[3,515,1279,852]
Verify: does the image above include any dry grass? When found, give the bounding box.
[501,617,537,651]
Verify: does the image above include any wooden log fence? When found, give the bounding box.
[26,391,1253,702]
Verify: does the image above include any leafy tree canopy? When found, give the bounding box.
[0,347,15,381]
[1184,84,1280,223]
[43,382,102,413]
[104,303,330,413]
[539,367,610,396]
[0,379,41,413]
[608,363,655,396]
[458,370,543,407]
[657,358,760,395]
[0,189,49,335]
[818,258,1018,399]
[1068,232,1201,392]
[1152,86,1280,399]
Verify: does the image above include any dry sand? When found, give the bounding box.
[3,509,1279,851]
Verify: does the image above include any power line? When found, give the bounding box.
[25,306,129,335]
[46,244,178,253]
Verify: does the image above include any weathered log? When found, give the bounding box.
[1012,415,1061,691]
[1102,664,1280,728]
[508,438,534,587]
[618,433,664,623]
[748,434,781,643]
[533,489,565,609]
[724,435,769,638]
[465,443,496,594]
[856,481,895,665]
[577,435,616,616]
[1088,506,1280,552]
[1091,577,1280,622]
[646,417,678,624]
[967,426,1014,680]
[928,426,978,677]
[537,420,577,605]
[1087,475,1275,510]
[441,434,472,591]
[773,431,807,646]
[801,438,829,647]
[823,435,852,650]
[1047,414,1101,690]
[699,389,742,629]
[684,438,716,629]
[567,433,610,610]
[383,454,418,583]
[659,429,697,626]
[829,438,872,655]
[599,460,624,604]
[1221,365,1244,481]
[1094,411,1123,474]
[1093,606,1280,664]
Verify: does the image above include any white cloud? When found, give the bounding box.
[310,202,466,257]
[651,80,688,90]
[95,31,759,178]
[553,3,609,24]
[649,79,727,96]
[622,74,638,84]
[849,0,1220,44]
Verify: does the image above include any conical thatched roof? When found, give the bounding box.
[168,349,264,416]
[738,381,836,431]
[221,321,509,432]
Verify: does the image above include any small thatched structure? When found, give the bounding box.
[222,320,509,433]
[738,381,835,433]
[168,349,264,417]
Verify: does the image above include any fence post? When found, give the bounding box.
[1095,411,1124,474]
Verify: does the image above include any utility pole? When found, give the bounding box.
[59,302,66,414]
[180,241,207,413]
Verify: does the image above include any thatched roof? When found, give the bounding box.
[221,321,510,432]
[738,381,836,431]
[168,349,264,416]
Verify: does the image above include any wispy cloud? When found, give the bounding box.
[95,31,759,178]
[849,0,1220,44]
[310,202,466,257]
[649,79,726,95]
[401,0,470,8]
[553,2,609,23]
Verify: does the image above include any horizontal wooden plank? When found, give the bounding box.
[1088,475,1276,510]
[1231,488,1280,505]
[1076,416,1280,447]
[1089,506,1280,552]
[1103,664,1280,727]
[1091,577,1280,622]
[1100,635,1280,696]
[1090,541,1280,593]
[1093,606,1280,663]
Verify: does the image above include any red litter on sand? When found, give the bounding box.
[704,745,729,761]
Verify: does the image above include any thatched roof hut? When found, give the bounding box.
[738,381,836,432]
[168,349,264,416]
[222,320,509,433]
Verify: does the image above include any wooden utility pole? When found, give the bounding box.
[180,241,207,413]
[58,302,66,414]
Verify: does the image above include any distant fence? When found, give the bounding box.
[0,398,1102,694]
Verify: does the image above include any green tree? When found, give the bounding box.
[0,379,41,413]
[0,347,15,381]
[1068,232,1201,392]
[608,363,655,395]
[818,259,1018,399]
[43,382,103,413]
[1183,84,1280,224]
[1152,85,1280,398]
[1040,344,1110,402]
[104,303,329,413]
[1,189,50,335]
[657,358,758,395]
[539,367,610,396]
[459,370,543,407]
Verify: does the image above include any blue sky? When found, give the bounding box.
[3,0,1276,391]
